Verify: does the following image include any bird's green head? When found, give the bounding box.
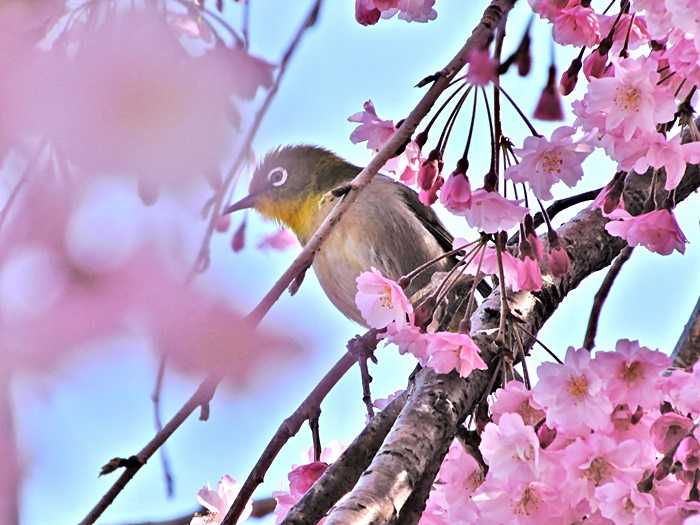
[225,145,358,242]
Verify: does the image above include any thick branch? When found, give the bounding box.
[282,392,408,524]
[672,297,700,368]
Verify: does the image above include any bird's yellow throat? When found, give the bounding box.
[256,192,321,243]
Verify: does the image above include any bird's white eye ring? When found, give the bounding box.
[268,167,288,187]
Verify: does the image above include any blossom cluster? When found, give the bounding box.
[355,0,438,26]
[411,342,700,524]
[349,0,700,270]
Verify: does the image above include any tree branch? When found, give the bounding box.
[282,392,408,525]
[672,296,700,368]
[583,245,634,351]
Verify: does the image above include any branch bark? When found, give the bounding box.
[672,296,700,368]
[282,392,408,525]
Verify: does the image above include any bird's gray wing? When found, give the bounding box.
[392,180,455,254]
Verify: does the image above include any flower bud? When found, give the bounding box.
[231,218,246,252]
[417,149,441,191]
[535,65,564,121]
[215,214,231,233]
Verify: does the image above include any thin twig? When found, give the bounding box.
[583,245,634,350]
[151,355,174,497]
[187,0,322,281]
[220,346,362,525]
[78,376,220,525]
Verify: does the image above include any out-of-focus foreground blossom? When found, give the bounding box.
[0,181,297,382]
[2,3,272,190]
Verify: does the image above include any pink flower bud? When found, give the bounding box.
[548,246,570,277]
[439,169,471,213]
[582,49,609,80]
[215,214,231,233]
[418,152,441,191]
[137,177,159,206]
[231,219,246,253]
[288,461,329,495]
[355,0,380,25]
[535,65,564,121]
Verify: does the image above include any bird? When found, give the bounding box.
[224,145,458,326]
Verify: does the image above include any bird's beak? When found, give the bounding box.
[223,188,267,214]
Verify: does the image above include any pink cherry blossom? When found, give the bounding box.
[664,33,700,91]
[650,413,693,454]
[423,331,487,377]
[593,339,670,409]
[396,0,437,23]
[355,267,414,329]
[257,228,298,251]
[466,49,497,86]
[384,140,423,185]
[605,209,688,255]
[191,475,251,525]
[476,480,561,525]
[439,169,472,213]
[533,347,612,434]
[231,219,246,253]
[528,0,572,21]
[386,324,430,364]
[553,6,601,47]
[438,440,484,504]
[27,7,272,186]
[675,437,700,471]
[597,14,650,54]
[348,100,395,151]
[492,380,545,426]
[630,0,673,39]
[481,413,541,483]
[560,435,644,503]
[418,154,441,191]
[463,189,528,234]
[506,126,593,200]
[586,56,677,141]
[273,461,329,524]
[419,175,444,206]
[462,243,521,290]
[666,0,700,49]
[595,480,657,525]
[633,133,700,190]
[517,255,543,292]
[548,245,570,277]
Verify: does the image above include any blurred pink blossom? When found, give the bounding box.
[192,474,251,525]
[257,228,298,251]
[463,189,528,234]
[423,331,487,377]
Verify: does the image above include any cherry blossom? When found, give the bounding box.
[355,267,414,329]
[491,381,545,426]
[439,169,472,213]
[595,480,657,525]
[481,413,541,483]
[506,126,593,200]
[632,133,700,190]
[384,140,423,185]
[650,413,693,454]
[593,339,671,409]
[191,475,251,525]
[516,254,543,292]
[463,189,528,234]
[386,324,430,364]
[423,331,487,377]
[533,347,612,434]
[348,100,395,151]
[605,209,688,256]
[553,6,601,47]
[273,462,329,524]
[586,56,677,142]
[461,243,521,290]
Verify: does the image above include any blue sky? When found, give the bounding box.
[14,2,700,525]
